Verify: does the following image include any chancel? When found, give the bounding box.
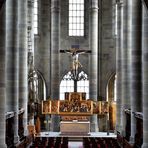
[0,0,147,148]
[41,93,109,135]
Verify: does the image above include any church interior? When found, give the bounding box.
[0,0,148,148]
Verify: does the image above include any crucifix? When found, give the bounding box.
[60,45,91,92]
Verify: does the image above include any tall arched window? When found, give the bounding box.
[60,71,74,100]
[33,0,38,34]
[28,69,46,102]
[68,0,84,36]
[77,71,89,99]
[106,74,116,102]
[60,71,89,100]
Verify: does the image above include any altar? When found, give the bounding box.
[41,92,109,136]
[60,121,90,135]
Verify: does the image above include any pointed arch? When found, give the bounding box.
[60,70,89,100]
[106,73,116,102]
[28,69,46,103]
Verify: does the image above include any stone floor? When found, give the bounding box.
[30,132,117,148]
[35,131,117,138]
[68,141,83,148]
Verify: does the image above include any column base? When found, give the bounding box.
[142,143,148,148]
[44,120,50,131]
[90,122,99,132]
[50,115,60,132]
[90,115,98,132]
[122,130,126,137]
[14,135,19,144]
[24,128,29,136]
[130,136,135,144]
[0,143,7,148]
[115,124,122,133]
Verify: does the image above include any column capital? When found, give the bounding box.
[51,7,60,13]
[89,0,99,10]
[28,0,34,8]
[51,0,60,13]
[0,144,7,148]
[142,143,148,148]
[116,0,124,3]
[116,0,124,7]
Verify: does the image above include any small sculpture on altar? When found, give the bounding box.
[80,104,88,112]
[42,100,51,114]
[101,102,109,114]
[59,100,93,115]
[51,100,59,114]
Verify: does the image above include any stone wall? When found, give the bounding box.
[34,0,116,100]
[98,0,116,99]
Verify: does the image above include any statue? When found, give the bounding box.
[61,47,90,80]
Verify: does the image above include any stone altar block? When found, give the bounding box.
[60,121,90,135]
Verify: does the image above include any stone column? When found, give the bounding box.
[50,0,60,131]
[89,0,98,132]
[142,1,148,147]
[121,0,131,136]
[0,3,7,148]
[6,0,19,143]
[38,0,50,97]
[18,0,28,136]
[130,0,142,142]
[115,1,123,133]
[28,0,34,70]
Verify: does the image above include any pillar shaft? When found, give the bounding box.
[121,0,131,136]
[0,3,7,148]
[37,0,50,98]
[89,0,98,132]
[130,0,142,142]
[142,1,148,147]
[116,1,123,133]
[28,0,34,70]
[50,0,60,132]
[6,0,19,143]
[18,0,28,136]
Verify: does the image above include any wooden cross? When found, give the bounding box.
[60,45,91,91]
[60,45,91,69]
